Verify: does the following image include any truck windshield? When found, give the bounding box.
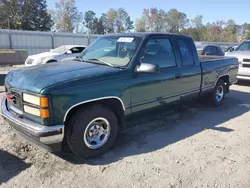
[80,36,142,67]
[235,41,250,51]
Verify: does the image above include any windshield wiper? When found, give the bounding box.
[74,56,84,62]
[87,58,114,67]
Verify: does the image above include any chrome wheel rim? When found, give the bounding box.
[84,117,111,149]
[216,85,224,102]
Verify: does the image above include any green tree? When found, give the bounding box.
[114,8,134,32]
[142,8,167,32]
[22,0,53,31]
[125,16,134,32]
[115,8,127,32]
[106,8,117,33]
[0,0,22,30]
[53,0,80,33]
[0,0,53,31]
[166,8,189,33]
[191,15,203,28]
[246,31,250,39]
[99,13,108,33]
[83,10,97,33]
[184,15,204,41]
[135,18,146,32]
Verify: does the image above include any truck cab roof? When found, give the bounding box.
[103,32,191,39]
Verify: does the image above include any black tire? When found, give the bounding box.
[211,79,226,106]
[66,105,119,159]
[47,60,57,63]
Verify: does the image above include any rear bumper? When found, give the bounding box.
[1,97,64,151]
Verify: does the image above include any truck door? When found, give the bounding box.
[130,36,182,113]
[177,38,202,100]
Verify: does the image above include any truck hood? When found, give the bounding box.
[5,61,123,93]
[225,51,250,61]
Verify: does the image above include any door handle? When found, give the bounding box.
[175,73,182,78]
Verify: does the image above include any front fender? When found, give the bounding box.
[49,84,131,125]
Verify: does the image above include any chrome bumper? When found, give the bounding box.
[237,75,250,81]
[1,97,64,146]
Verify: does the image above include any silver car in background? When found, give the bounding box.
[225,40,250,80]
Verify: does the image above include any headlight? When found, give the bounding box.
[23,93,50,118]
[25,58,34,65]
[23,93,48,107]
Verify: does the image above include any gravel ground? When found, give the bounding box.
[1,83,250,188]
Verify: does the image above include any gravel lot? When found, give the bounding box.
[1,79,250,188]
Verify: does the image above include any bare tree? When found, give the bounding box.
[135,18,146,32]
[106,8,117,33]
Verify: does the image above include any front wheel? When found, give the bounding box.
[211,79,226,106]
[66,105,119,159]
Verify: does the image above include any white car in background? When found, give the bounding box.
[25,45,86,67]
[225,40,250,80]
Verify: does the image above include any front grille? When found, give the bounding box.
[9,90,22,110]
[25,58,34,64]
[243,59,250,62]
[242,64,250,68]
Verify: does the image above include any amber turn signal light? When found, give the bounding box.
[40,109,50,118]
[40,97,49,108]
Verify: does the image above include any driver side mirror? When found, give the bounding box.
[135,63,159,74]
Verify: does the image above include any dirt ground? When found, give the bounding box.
[1,82,250,188]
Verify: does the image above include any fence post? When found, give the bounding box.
[87,34,90,45]
[51,32,54,49]
[8,30,12,49]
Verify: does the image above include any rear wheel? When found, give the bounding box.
[66,105,119,159]
[211,79,226,106]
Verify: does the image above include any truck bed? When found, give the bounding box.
[199,55,231,61]
[199,55,238,92]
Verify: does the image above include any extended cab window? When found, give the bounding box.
[178,39,194,66]
[140,38,176,68]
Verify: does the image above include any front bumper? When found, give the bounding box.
[237,75,250,81]
[1,97,64,151]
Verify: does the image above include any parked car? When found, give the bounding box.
[25,45,86,66]
[2,33,238,158]
[225,40,250,80]
[200,45,225,56]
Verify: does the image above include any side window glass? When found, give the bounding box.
[178,39,194,66]
[140,38,176,68]
[70,47,82,54]
[211,47,217,55]
[76,47,85,52]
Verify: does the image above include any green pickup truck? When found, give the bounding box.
[1,33,238,158]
